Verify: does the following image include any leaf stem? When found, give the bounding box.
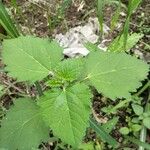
[135,80,150,97]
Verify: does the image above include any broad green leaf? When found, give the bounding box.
[108,33,144,52]
[2,36,63,82]
[0,98,49,150]
[119,127,130,135]
[90,118,119,148]
[54,58,83,82]
[85,51,149,100]
[132,104,143,116]
[131,124,141,132]
[143,117,150,129]
[38,83,92,147]
[0,1,19,38]
[143,112,150,118]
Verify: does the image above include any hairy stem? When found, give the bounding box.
[136,80,150,97]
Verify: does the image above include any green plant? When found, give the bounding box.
[102,99,131,114]
[110,0,121,31]
[119,90,150,138]
[132,103,150,129]
[0,3,118,148]
[0,35,149,149]
[48,0,72,32]
[97,0,125,35]
[108,33,144,52]
[122,0,142,49]
[0,1,19,38]
[125,136,150,150]
[97,0,104,36]
[96,0,142,50]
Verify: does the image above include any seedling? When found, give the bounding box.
[119,98,150,136]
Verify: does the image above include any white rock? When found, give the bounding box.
[55,17,110,57]
[63,47,89,58]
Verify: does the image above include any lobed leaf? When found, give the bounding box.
[0,98,49,150]
[38,83,92,147]
[84,51,149,100]
[2,36,63,82]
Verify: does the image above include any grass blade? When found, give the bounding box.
[123,16,130,50]
[97,0,104,36]
[60,0,72,13]
[47,0,72,32]
[11,0,18,10]
[122,0,142,50]
[128,0,142,16]
[126,136,150,150]
[0,1,19,38]
[90,118,119,148]
[111,0,121,31]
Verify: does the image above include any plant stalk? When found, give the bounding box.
[136,80,150,97]
[139,87,150,150]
